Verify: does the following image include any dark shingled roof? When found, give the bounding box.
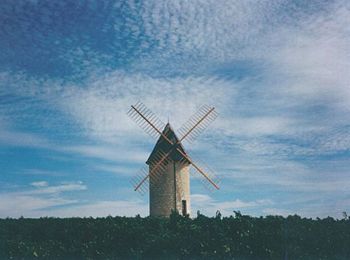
[146,123,190,165]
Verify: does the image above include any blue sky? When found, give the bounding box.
[0,0,349,218]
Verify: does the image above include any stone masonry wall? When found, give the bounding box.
[149,161,190,217]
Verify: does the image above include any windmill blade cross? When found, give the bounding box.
[128,102,220,191]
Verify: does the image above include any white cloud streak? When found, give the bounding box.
[30,181,48,187]
[0,180,148,218]
[0,181,86,218]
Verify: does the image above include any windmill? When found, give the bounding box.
[127,102,220,217]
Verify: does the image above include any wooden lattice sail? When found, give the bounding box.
[127,102,219,217]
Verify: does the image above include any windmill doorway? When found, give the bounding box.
[182,200,187,215]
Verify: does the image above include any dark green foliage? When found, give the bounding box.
[0,212,349,259]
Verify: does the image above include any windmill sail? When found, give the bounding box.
[127,102,220,217]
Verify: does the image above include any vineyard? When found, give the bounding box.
[0,211,349,259]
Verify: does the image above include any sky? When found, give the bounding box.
[0,0,349,219]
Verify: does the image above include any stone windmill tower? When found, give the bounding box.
[128,102,220,217]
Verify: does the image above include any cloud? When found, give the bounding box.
[216,116,296,137]
[30,181,48,187]
[0,128,51,148]
[0,179,148,218]
[61,144,148,164]
[0,181,87,218]
[0,194,78,218]
[21,169,66,176]
[134,0,285,73]
[0,194,147,218]
[60,72,236,140]
[26,182,87,195]
[0,122,148,164]
[94,164,137,176]
[0,70,235,138]
[269,5,350,102]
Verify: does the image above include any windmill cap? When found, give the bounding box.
[146,123,190,165]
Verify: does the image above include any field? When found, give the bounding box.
[1,211,349,259]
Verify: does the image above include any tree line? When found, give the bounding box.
[0,211,349,259]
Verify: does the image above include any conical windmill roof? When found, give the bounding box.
[146,123,190,165]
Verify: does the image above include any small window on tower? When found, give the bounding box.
[182,200,187,216]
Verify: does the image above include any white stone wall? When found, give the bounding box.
[149,161,190,217]
[175,161,190,216]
